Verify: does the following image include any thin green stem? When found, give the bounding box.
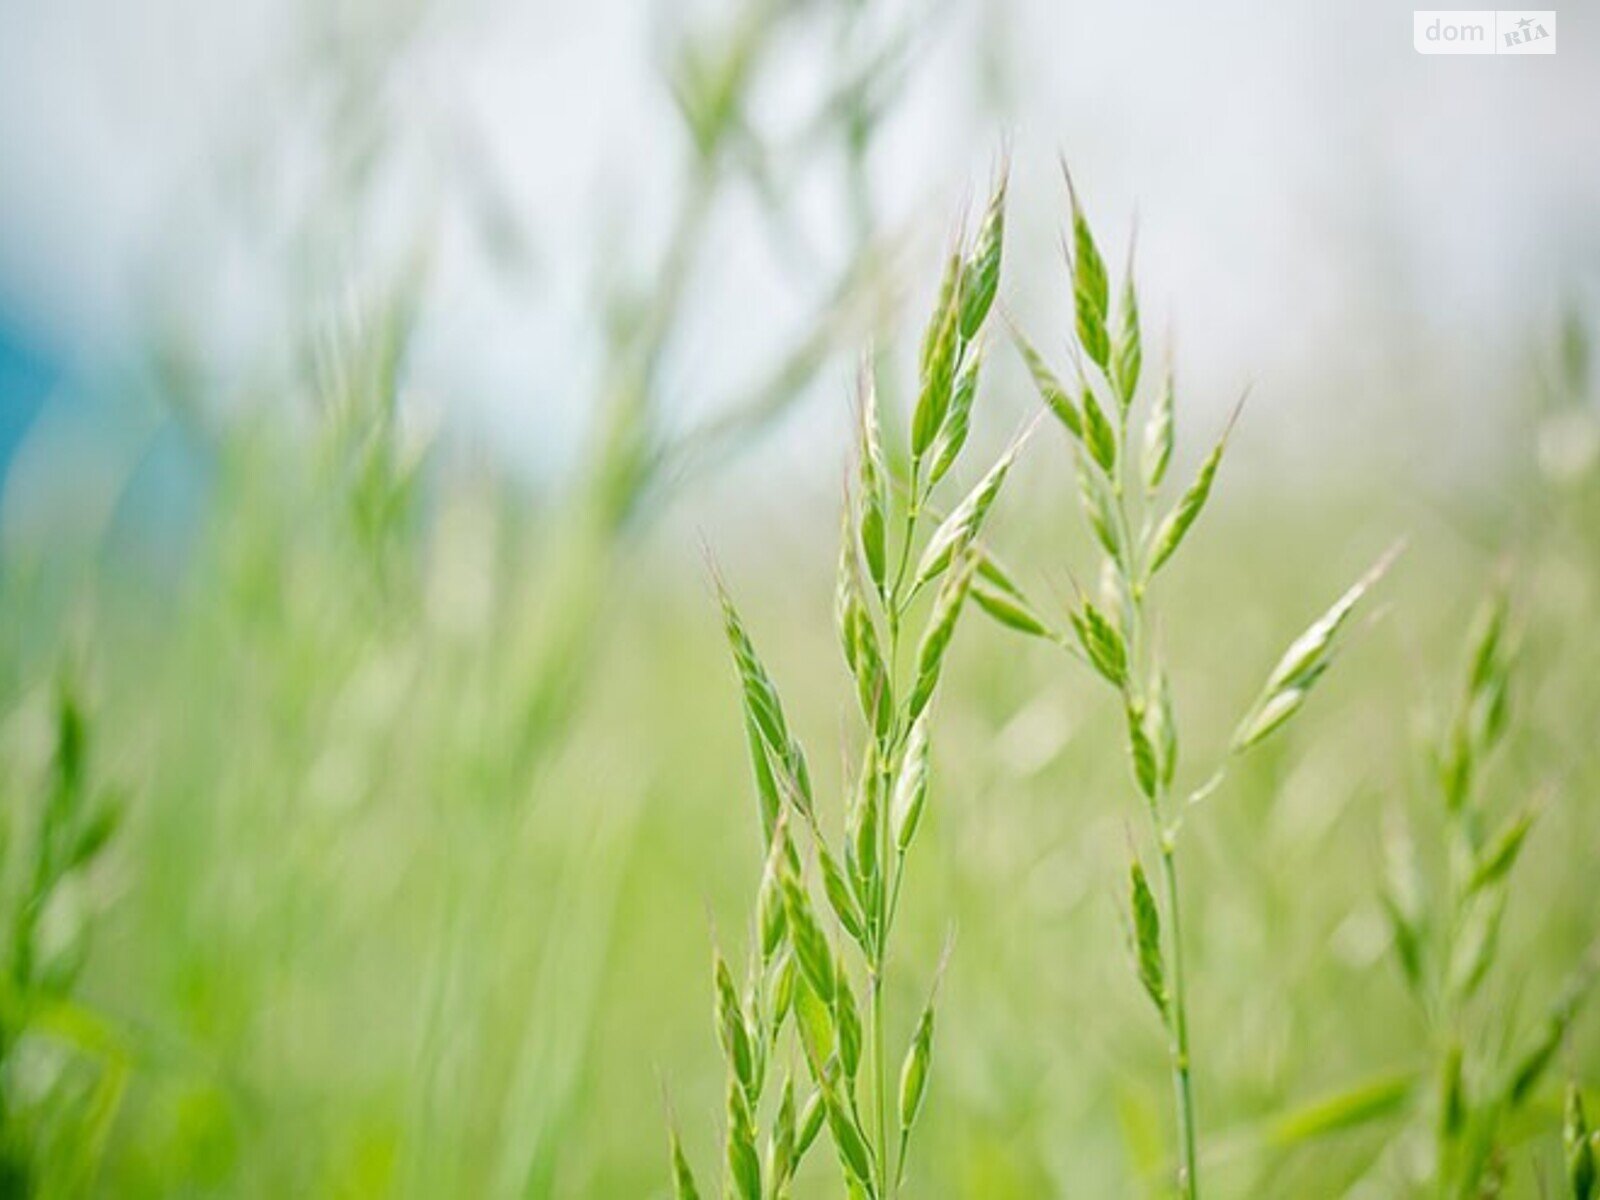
[879,462,930,1197]
[873,576,908,1200]
[883,853,908,955]
[871,967,889,1198]
[1158,838,1199,1200]
[1108,366,1197,1199]
[882,844,912,1196]
[888,462,922,619]
[870,768,892,1200]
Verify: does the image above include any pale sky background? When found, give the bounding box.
[1,0,1597,522]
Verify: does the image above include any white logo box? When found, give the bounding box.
[1414,10,1556,54]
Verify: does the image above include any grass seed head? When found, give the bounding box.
[856,622,894,742]
[835,970,863,1080]
[1063,160,1111,370]
[913,251,963,460]
[892,714,931,853]
[1071,599,1128,688]
[758,825,791,960]
[1129,859,1168,1023]
[898,999,935,1133]
[857,372,889,591]
[823,1081,876,1188]
[782,875,837,1005]
[1153,667,1177,786]
[1081,385,1118,476]
[725,1077,763,1200]
[838,498,865,670]
[794,976,836,1072]
[715,949,757,1100]
[919,248,962,384]
[1141,364,1175,493]
[912,435,1025,593]
[908,553,980,721]
[927,340,984,489]
[1232,543,1400,752]
[797,1089,826,1158]
[1112,235,1142,410]
[771,950,798,1025]
[1073,445,1127,571]
[959,170,1007,340]
[819,841,869,951]
[771,1076,798,1184]
[1145,395,1243,578]
[1123,698,1160,801]
[971,577,1055,640]
[716,576,816,822]
[849,754,881,904]
[1011,320,1081,437]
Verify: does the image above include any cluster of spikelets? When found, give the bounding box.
[1002,166,1399,1199]
[675,162,1596,1200]
[1377,587,1599,1196]
[667,168,1013,1200]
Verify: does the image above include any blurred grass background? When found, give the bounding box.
[1,0,1598,1196]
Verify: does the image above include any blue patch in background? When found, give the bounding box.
[0,309,57,487]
